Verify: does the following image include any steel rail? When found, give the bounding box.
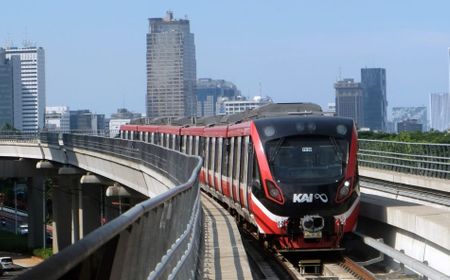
[354,232,450,280]
[340,257,377,280]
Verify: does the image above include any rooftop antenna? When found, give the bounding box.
[259,82,262,96]
[338,66,342,81]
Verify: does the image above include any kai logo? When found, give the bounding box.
[293,193,328,203]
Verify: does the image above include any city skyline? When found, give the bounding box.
[1,1,450,116]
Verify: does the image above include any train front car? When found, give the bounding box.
[249,116,359,251]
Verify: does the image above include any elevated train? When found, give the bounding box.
[120,103,360,251]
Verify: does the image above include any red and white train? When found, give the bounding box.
[120,103,360,251]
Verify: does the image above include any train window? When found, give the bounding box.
[193,136,198,155]
[181,135,186,153]
[222,138,229,177]
[229,137,235,179]
[266,135,349,183]
[174,135,179,150]
[233,137,241,185]
[209,138,214,172]
[239,136,247,182]
[247,139,254,186]
[215,138,220,175]
[196,136,205,159]
[169,134,173,149]
[188,136,193,154]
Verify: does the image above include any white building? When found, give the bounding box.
[5,46,45,132]
[219,96,272,115]
[109,119,130,138]
[45,106,70,131]
[429,93,450,131]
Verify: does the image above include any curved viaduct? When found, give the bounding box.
[0,134,199,252]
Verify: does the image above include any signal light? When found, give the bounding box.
[265,180,284,204]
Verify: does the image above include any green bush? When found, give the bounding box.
[359,131,450,144]
[32,248,53,259]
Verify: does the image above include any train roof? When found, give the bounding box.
[195,103,323,126]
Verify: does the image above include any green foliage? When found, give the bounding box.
[33,248,53,259]
[0,123,19,132]
[358,131,450,144]
[0,230,28,253]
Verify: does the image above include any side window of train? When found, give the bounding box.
[233,137,240,181]
[215,137,220,174]
[208,137,213,170]
[239,136,247,183]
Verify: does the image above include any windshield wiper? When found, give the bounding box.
[269,137,285,163]
[329,136,345,164]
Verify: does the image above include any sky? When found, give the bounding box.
[1,0,450,118]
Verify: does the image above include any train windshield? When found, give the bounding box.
[266,135,349,183]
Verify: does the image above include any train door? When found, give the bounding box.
[240,136,250,209]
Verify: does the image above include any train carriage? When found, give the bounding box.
[120,103,360,251]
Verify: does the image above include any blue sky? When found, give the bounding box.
[1,1,450,117]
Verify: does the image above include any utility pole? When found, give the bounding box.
[43,180,46,249]
[14,181,17,234]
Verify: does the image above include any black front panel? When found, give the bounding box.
[252,115,356,217]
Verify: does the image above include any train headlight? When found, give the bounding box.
[265,180,285,204]
[336,179,351,202]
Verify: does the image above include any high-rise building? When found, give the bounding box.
[5,46,45,132]
[146,11,196,118]
[429,93,450,131]
[334,78,364,127]
[0,49,22,130]
[45,106,70,131]
[196,78,240,117]
[361,68,387,131]
[392,106,427,132]
[70,110,105,134]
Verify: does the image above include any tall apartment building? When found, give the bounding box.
[0,49,22,130]
[429,93,450,131]
[361,68,387,131]
[5,46,45,132]
[146,11,196,118]
[392,106,427,132]
[334,79,364,127]
[196,78,240,117]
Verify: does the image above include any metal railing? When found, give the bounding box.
[12,134,203,280]
[358,139,450,179]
